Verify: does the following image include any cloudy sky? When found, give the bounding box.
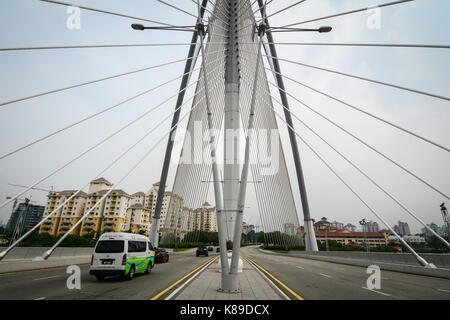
[0,0,449,235]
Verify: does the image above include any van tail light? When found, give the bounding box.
[122,253,127,265]
[90,254,94,265]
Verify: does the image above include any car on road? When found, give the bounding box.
[154,247,169,263]
[196,246,209,257]
[90,232,155,281]
[207,246,213,251]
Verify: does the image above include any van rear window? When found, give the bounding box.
[95,240,124,253]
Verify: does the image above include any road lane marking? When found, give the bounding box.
[437,288,450,293]
[150,256,218,300]
[35,297,46,300]
[319,273,332,278]
[362,287,391,296]
[296,266,304,270]
[244,256,304,300]
[165,257,217,300]
[33,275,60,281]
[246,257,290,300]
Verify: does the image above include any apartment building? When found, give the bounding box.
[55,191,88,236]
[40,190,86,236]
[127,203,151,236]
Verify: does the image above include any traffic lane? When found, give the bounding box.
[243,247,387,300]
[243,247,450,300]
[266,252,450,300]
[0,252,217,300]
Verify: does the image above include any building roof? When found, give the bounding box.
[52,190,88,198]
[132,192,145,196]
[128,203,145,209]
[90,177,112,185]
[315,231,386,238]
[88,189,131,197]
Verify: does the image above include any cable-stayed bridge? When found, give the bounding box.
[0,0,449,299]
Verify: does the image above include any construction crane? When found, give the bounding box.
[8,183,54,193]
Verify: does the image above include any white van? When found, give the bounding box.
[89,232,155,281]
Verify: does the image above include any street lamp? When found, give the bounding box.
[131,23,196,32]
[441,203,450,236]
[359,219,369,252]
[268,26,333,33]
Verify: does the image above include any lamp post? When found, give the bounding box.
[359,219,369,252]
[441,203,450,236]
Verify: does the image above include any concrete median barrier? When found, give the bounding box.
[259,249,450,279]
[0,247,93,274]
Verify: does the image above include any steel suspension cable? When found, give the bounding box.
[260,54,450,102]
[0,51,225,160]
[262,66,450,152]
[0,51,223,108]
[253,71,450,249]
[278,0,415,28]
[0,80,213,260]
[265,80,450,200]
[0,59,225,209]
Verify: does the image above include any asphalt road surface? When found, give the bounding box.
[0,249,217,300]
[242,246,450,300]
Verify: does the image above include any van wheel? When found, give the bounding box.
[126,265,135,280]
[166,256,169,263]
[95,275,104,281]
[145,262,152,275]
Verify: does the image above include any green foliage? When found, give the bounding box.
[159,242,203,249]
[259,231,303,246]
[19,231,97,247]
[181,231,219,245]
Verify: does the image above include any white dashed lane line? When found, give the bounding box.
[437,288,450,293]
[362,287,391,297]
[319,273,332,278]
[296,266,305,270]
[33,275,60,281]
[35,297,46,300]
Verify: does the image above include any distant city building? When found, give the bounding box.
[392,221,411,236]
[242,222,255,235]
[331,221,344,230]
[421,222,446,237]
[344,223,357,232]
[8,199,45,235]
[363,221,379,233]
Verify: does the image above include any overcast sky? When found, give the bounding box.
[0,0,449,234]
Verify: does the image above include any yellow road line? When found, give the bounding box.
[150,256,218,300]
[245,256,305,300]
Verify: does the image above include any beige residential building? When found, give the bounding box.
[128,203,151,236]
[145,183,183,233]
[131,192,146,206]
[56,191,88,236]
[100,190,132,234]
[199,202,217,232]
[40,190,87,236]
[79,178,113,236]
